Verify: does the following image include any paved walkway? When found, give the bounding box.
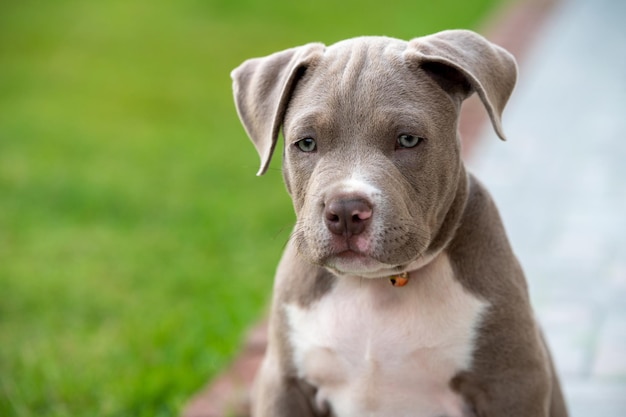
[469,0,626,415]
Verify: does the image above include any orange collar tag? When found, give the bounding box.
[389,272,409,287]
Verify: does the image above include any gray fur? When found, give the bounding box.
[231,30,567,417]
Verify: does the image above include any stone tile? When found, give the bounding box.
[608,263,626,290]
[563,380,626,417]
[536,302,597,378]
[592,311,626,378]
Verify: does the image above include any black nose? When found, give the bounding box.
[324,197,373,237]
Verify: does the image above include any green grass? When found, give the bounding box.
[0,0,502,415]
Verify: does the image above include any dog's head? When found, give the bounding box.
[232,31,516,278]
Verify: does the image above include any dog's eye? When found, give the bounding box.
[295,138,317,152]
[396,134,423,149]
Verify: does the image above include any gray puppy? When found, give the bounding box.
[231,30,568,417]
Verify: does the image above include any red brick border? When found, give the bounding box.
[182,1,560,415]
[182,322,267,417]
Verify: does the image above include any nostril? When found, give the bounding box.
[327,212,340,223]
[324,196,373,236]
[352,213,365,223]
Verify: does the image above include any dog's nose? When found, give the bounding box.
[324,197,373,237]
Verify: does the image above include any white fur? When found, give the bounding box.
[339,175,381,199]
[285,253,488,417]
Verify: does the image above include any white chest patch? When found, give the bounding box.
[285,253,488,417]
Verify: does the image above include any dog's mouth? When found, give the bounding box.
[292,210,430,277]
[335,249,366,259]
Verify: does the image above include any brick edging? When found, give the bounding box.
[183,322,267,417]
[182,0,560,415]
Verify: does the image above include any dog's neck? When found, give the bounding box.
[425,163,470,256]
[381,164,468,288]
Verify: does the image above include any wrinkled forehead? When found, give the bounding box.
[285,37,450,133]
[303,37,413,105]
[320,37,408,82]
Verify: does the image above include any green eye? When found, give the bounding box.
[397,134,423,149]
[296,138,317,152]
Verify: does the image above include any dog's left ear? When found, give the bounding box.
[231,43,325,176]
[405,30,517,140]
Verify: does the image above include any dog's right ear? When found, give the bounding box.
[231,43,325,176]
[404,30,517,141]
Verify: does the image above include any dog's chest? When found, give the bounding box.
[285,255,487,417]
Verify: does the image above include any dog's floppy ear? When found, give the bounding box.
[405,30,517,140]
[231,43,325,175]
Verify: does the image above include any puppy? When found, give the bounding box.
[231,30,567,417]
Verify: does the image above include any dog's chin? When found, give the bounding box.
[321,248,439,279]
[324,250,406,279]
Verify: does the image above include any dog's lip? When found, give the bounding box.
[336,249,367,258]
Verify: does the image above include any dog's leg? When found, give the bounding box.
[549,369,568,417]
[453,369,558,417]
[545,339,568,417]
[252,355,321,417]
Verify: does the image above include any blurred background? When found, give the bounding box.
[0,0,503,415]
